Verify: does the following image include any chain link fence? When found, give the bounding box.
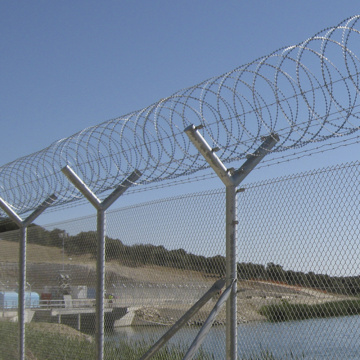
[0,161,360,359]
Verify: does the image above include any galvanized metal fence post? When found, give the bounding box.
[18,225,27,360]
[185,124,278,360]
[226,184,237,358]
[0,195,57,360]
[97,207,106,357]
[61,166,141,360]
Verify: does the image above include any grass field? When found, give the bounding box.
[260,299,360,322]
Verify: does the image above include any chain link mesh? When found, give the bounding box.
[0,161,360,359]
[237,161,360,359]
[0,231,19,359]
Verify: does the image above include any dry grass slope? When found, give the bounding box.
[0,240,351,325]
[0,240,210,286]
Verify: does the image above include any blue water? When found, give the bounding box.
[235,316,360,359]
[108,316,360,359]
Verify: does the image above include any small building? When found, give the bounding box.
[87,287,96,299]
[0,291,18,309]
[70,286,87,299]
[25,292,40,308]
[0,291,40,309]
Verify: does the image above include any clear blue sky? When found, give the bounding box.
[1,1,360,222]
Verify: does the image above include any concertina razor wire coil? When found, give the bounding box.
[0,15,360,215]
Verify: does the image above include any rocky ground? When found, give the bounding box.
[132,279,351,326]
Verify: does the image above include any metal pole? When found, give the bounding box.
[96,208,105,360]
[61,166,141,360]
[18,226,27,360]
[226,185,237,360]
[62,233,65,272]
[140,279,225,360]
[184,125,278,360]
[0,195,56,360]
[183,280,233,360]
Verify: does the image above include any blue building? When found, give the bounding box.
[25,292,40,308]
[0,291,40,309]
[0,291,18,309]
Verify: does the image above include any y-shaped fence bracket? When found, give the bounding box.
[185,124,278,360]
[0,194,57,360]
[61,166,141,360]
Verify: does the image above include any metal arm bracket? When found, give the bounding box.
[184,124,279,187]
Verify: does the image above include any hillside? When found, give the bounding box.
[0,240,211,290]
[0,239,94,265]
[2,223,360,298]
[0,240,353,325]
